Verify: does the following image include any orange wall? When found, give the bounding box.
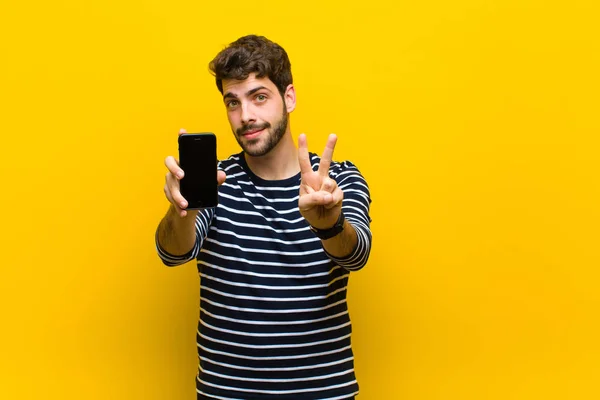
[1,0,599,399]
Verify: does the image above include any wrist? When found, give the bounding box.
[168,204,198,221]
[309,211,345,240]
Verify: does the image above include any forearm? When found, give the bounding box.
[321,220,358,258]
[156,205,198,256]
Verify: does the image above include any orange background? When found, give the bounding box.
[1,0,599,399]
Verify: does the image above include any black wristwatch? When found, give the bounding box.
[309,212,345,240]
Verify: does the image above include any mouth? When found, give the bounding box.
[242,128,265,139]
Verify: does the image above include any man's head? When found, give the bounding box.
[209,35,295,157]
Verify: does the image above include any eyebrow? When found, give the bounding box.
[223,85,271,101]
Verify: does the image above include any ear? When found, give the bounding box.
[283,84,296,113]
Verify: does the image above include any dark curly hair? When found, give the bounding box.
[209,35,293,97]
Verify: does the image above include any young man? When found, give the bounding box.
[156,35,373,400]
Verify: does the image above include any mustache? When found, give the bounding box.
[237,122,271,136]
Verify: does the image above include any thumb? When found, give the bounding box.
[217,170,227,186]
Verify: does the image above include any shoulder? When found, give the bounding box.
[217,152,244,171]
[331,161,369,192]
[329,159,362,177]
[310,153,364,179]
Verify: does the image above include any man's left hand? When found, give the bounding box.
[297,133,343,230]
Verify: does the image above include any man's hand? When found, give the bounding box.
[298,133,343,230]
[164,128,226,218]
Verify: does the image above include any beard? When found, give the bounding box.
[234,106,288,157]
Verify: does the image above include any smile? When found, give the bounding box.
[243,128,264,139]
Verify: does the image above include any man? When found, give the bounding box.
[156,35,372,400]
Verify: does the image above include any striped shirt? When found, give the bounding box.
[156,152,373,400]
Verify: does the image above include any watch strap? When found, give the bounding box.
[309,212,345,240]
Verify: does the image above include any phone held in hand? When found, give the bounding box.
[178,133,218,209]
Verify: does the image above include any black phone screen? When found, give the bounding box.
[178,133,218,209]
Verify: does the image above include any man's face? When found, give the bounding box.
[222,73,292,157]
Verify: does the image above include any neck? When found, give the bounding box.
[244,130,300,181]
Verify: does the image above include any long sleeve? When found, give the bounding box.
[155,207,216,266]
[326,160,373,271]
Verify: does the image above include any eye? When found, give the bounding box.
[255,94,267,102]
[226,100,239,109]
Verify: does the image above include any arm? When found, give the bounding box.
[322,164,372,270]
[297,134,373,271]
[321,218,358,258]
[156,206,198,256]
[155,206,215,266]
[155,128,225,266]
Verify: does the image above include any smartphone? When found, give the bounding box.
[178,133,218,209]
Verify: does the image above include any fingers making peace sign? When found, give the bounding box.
[298,133,344,230]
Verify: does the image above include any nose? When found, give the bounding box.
[240,103,256,126]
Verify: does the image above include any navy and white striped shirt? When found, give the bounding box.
[156,152,372,400]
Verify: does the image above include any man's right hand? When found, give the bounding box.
[163,128,227,218]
